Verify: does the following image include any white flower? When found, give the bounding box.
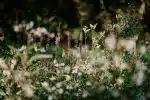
[105,34,117,50]
[40,48,46,53]
[83,26,90,33]
[50,76,56,81]
[51,86,56,91]
[34,30,42,37]
[82,91,89,98]
[65,75,71,81]
[40,27,48,34]
[50,33,55,38]
[57,88,63,94]
[13,25,20,32]
[64,66,70,73]
[60,63,65,66]
[116,77,124,85]
[0,58,8,69]
[29,21,34,28]
[72,68,78,74]
[90,24,97,30]
[66,85,73,90]
[48,96,53,100]
[22,84,34,98]
[139,45,146,54]
[3,70,11,77]
[113,54,121,67]
[11,59,17,70]
[56,82,62,88]
[42,81,49,88]
[86,81,92,86]
[136,70,144,86]
[18,45,26,52]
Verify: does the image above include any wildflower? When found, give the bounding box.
[18,45,26,52]
[139,45,146,54]
[105,34,117,50]
[90,24,97,30]
[48,96,53,100]
[65,75,71,81]
[14,71,25,83]
[10,59,17,70]
[26,21,34,30]
[72,68,78,74]
[3,70,11,77]
[56,82,62,88]
[50,76,56,81]
[40,27,48,35]
[42,81,49,88]
[0,59,8,69]
[82,91,89,98]
[60,63,65,66]
[58,88,64,94]
[22,84,34,98]
[64,66,70,73]
[40,48,46,53]
[83,26,90,33]
[113,54,121,67]
[66,85,73,90]
[136,70,144,86]
[51,86,56,91]
[50,33,55,38]
[86,81,92,86]
[116,77,124,85]
[13,25,20,32]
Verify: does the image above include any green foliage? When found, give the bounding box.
[119,21,144,38]
[0,41,12,58]
[140,51,150,63]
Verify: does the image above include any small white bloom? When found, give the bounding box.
[66,85,73,90]
[51,86,56,91]
[65,75,71,81]
[136,70,144,86]
[86,81,92,86]
[50,33,55,38]
[57,88,63,94]
[40,48,46,53]
[60,63,65,66]
[105,34,117,50]
[29,21,34,28]
[139,45,146,54]
[3,70,11,77]
[56,82,62,88]
[50,76,56,81]
[18,45,26,52]
[53,59,57,64]
[42,81,49,88]
[72,68,78,74]
[90,24,97,30]
[116,77,124,85]
[11,59,17,67]
[13,25,20,32]
[22,84,34,98]
[0,58,8,69]
[64,66,70,73]
[82,91,89,98]
[48,96,53,100]
[40,27,48,34]
[54,63,59,67]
